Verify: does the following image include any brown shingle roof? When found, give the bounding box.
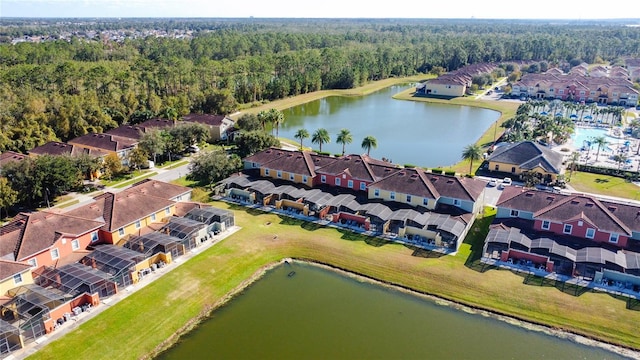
[316,155,376,182]
[534,195,632,236]
[106,125,145,141]
[28,142,108,157]
[0,259,30,283]
[66,191,175,232]
[496,187,565,213]
[428,173,486,202]
[0,151,27,167]
[68,133,137,152]
[182,113,230,126]
[370,168,439,200]
[243,147,288,166]
[261,150,316,177]
[0,211,104,261]
[126,179,192,200]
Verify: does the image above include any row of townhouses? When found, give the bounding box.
[484,186,640,285]
[510,64,639,106]
[228,147,487,250]
[2,114,234,169]
[416,63,498,97]
[0,179,234,356]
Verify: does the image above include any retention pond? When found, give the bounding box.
[276,85,499,168]
[157,262,629,360]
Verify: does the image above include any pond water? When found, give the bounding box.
[276,86,499,168]
[157,263,627,360]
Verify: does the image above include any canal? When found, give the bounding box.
[157,262,627,360]
[276,86,499,168]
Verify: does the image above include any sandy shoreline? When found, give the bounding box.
[148,257,640,360]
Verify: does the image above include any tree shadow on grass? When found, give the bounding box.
[625,297,640,311]
[337,229,387,247]
[595,178,610,184]
[405,245,446,259]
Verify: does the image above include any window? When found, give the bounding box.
[586,228,595,239]
[494,164,499,171]
[321,175,326,183]
[511,167,516,173]
[13,273,22,285]
[453,199,461,206]
[289,173,295,181]
[118,228,125,236]
[390,192,396,200]
[253,162,259,168]
[51,248,60,260]
[165,207,171,215]
[303,175,308,183]
[151,213,156,221]
[510,210,519,217]
[277,170,282,178]
[265,169,270,176]
[423,198,429,206]
[28,258,37,268]
[609,233,619,243]
[135,220,141,229]
[335,177,341,186]
[348,180,353,188]
[360,182,366,191]
[563,224,573,234]
[374,189,380,197]
[71,239,80,250]
[406,195,412,203]
[541,220,550,230]
[176,195,182,201]
[91,231,98,242]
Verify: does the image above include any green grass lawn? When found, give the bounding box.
[569,171,640,200]
[30,202,640,360]
[158,159,189,169]
[112,172,158,189]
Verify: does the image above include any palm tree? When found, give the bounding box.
[461,143,483,175]
[336,128,353,156]
[311,128,330,152]
[269,108,284,138]
[361,135,378,155]
[592,136,608,162]
[567,151,580,182]
[294,128,309,150]
[257,110,269,131]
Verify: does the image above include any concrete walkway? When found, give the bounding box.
[10,225,242,360]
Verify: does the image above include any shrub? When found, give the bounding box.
[432,168,444,174]
[445,170,456,176]
[404,164,416,168]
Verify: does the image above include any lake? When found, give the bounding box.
[157,262,627,360]
[276,86,499,168]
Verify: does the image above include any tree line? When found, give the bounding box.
[2,20,640,153]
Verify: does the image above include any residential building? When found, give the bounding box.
[67,133,137,165]
[0,151,26,173]
[486,141,565,182]
[0,259,33,295]
[182,113,235,141]
[314,154,400,191]
[105,118,177,141]
[0,211,104,270]
[244,148,316,187]
[416,63,498,98]
[510,68,639,106]
[484,187,640,280]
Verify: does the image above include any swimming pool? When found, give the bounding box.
[572,127,614,151]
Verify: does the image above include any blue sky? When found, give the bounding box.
[0,0,635,19]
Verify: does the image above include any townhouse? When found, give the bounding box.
[510,66,639,106]
[67,133,138,165]
[484,187,640,281]
[416,63,498,98]
[182,113,235,142]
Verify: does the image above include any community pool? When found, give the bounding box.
[572,127,613,151]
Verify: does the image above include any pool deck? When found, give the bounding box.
[554,125,640,171]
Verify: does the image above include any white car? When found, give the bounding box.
[502,177,512,186]
[488,179,498,187]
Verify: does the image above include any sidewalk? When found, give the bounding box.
[11,225,242,360]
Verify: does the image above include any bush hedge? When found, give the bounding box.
[574,164,639,181]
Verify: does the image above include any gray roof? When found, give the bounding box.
[488,141,564,174]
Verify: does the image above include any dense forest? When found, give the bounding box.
[2,19,640,153]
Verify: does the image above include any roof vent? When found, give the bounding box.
[525,193,534,197]
[398,172,406,176]
[546,196,555,201]
[570,200,580,205]
[410,174,418,179]
[585,203,594,207]
[447,179,454,184]
[608,206,617,212]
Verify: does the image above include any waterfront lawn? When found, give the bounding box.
[31,201,640,360]
[569,171,640,200]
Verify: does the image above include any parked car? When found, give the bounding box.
[502,177,512,186]
[488,179,498,187]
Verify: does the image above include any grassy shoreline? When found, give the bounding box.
[29,202,640,360]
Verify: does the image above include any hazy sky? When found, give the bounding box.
[1,0,635,19]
